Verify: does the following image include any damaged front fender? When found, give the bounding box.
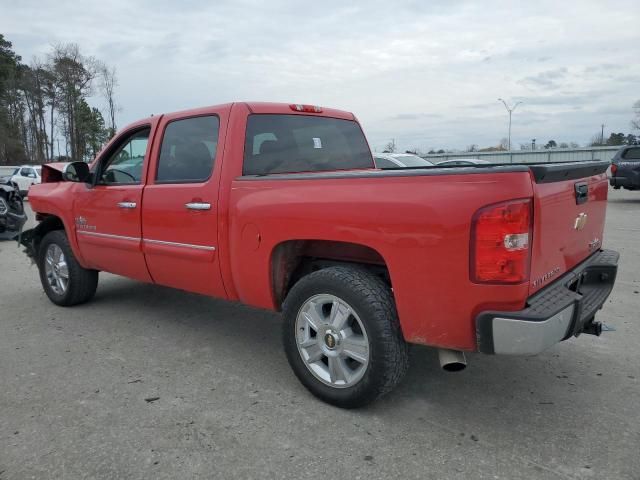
[17,227,38,262]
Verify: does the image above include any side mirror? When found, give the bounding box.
[62,161,91,183]
[28,173,36,178]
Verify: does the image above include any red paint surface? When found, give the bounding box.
[27,102,609,352]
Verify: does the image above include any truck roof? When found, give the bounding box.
[124,102,356,132]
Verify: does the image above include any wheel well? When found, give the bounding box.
[271,240,390,309]
[31,214,65,257]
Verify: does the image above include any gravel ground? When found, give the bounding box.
[1,189,639,480]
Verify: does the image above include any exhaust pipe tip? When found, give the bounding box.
[438,348,467,372]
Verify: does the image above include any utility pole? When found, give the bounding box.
[601,124,605,145]
[498,98,523,151]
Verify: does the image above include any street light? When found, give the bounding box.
[497,98,523,151]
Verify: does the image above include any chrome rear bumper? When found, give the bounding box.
[476,249,619,355]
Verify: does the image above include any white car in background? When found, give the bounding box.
[373,153,434,169]
[436,158,491,166]
[11,165,42,196]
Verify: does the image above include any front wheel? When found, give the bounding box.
[282,266,409,408]
[38,230,98,306]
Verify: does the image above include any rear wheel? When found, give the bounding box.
[38,230,98,306]
[282,265,409,408]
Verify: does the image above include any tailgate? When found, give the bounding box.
[528,161,610,295]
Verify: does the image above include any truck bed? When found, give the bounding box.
[227,160,610,351]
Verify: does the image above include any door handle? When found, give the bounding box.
[185,202,211,211]
[117,201,137,209]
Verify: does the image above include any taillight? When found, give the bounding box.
[611,163,617,175]
[289,104,323,113]
[471,198,532,284]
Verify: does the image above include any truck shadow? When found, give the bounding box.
[85,274,628,446]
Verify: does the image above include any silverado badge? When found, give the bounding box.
[75,216,96,231]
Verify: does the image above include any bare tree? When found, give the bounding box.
[51,43,99,161]
[1,35,116,164]
[382,139,396,153]
[19,58,56,162]
[99,63,118,137]
[589,133,605,147]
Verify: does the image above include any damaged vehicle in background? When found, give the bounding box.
[0,173,27,240]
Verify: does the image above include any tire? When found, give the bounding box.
[282,265,409,408]
[38,230,98,306]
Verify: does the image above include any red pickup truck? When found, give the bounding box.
[20,102,618,408]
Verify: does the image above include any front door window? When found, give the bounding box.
[98,129,150,185]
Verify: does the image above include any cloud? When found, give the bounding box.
[1,0,639,151]
[519,68,569,89]
[388,113,443,121]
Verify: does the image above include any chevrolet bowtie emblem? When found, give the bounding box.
[574,212,588,230]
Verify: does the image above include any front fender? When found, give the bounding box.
[25,182,88,267]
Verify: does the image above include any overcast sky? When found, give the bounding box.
[2,0,639,152]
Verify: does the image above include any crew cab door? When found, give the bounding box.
[141,109,228,298]
[73,124,154,282]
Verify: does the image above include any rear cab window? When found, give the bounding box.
[243,114,373,175]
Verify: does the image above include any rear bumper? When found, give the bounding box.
[476,249,619,355]
[610,176,639,189]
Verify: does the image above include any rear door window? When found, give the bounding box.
[156,115,219,183]
[622,147,640,160]
[243,114,373,175]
